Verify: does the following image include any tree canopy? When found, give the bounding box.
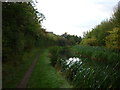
[80,4,120,51]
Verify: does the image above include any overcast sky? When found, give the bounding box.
[35,0,119,37]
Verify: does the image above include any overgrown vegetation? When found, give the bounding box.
[80,5,120,51]
[2,2,55,63]
[72,45,120,64]
[3,48,41,88]
[2,2,77,88]
[49,6,120,87]
[49,45,120,88]
[2,1,120,89]
[2,2,60,88]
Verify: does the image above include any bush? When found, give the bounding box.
[49,46,73,66]
[49,46,62,66]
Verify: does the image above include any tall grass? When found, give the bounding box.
[72,45,120,65]
[60,57,120,88]
[49,46,72,66]
[49,45,120,88]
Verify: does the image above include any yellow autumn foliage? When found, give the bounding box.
[105,28,120,50]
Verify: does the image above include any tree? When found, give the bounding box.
[2,2,47,62]
[111,4,120,27]
[61,33,82,45]
[105,28,120,50]
[80,37,98,46]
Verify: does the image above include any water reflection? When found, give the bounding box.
[66,57,82,67]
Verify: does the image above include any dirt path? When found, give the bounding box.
[27,49,71,88]
[17,55,39,88]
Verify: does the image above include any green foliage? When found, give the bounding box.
[27,49,71,88]
[72,45,120,64]
[49,46,72,66]
[61,32,82,45]
[2,2,64,88]
[3,48,41,88]
[72,61,120,88]
[80,4,120,48]
[49,46,63,66]
[3,1,120,88]
[2,2,40,62]
[2,2,59,63]
[80,20,114,46]
[52,45,120,88]
[80,37,98,46]
[105,28,120,50]
[57,37,68,46]
[111,6,120,27]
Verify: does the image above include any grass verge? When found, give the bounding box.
[27,48,71,88]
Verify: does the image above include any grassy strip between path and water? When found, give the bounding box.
[27,49,71,88]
